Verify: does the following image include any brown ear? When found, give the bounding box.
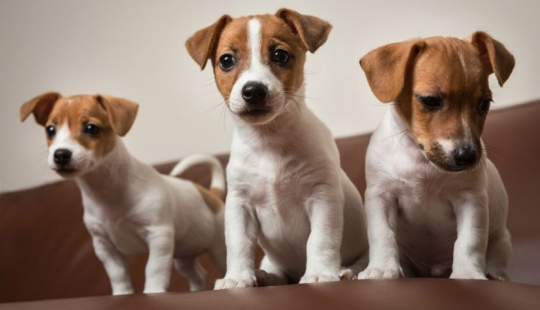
[20,92,61,125]
[185,15,232,70]
[471,31,515,86]
[96,95,139,137]
[360,40,425,103]
[276,8,332,53]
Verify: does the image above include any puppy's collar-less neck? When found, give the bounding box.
[75,136,133,191]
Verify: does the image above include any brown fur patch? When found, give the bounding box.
[211,14,313,103]
[192,183,224,214]
[362,33,514,167]
[213,17,251,101]
[396,37,490,157]
[361,33,513,170]
[259,15,307,96]
[45,96,117,158]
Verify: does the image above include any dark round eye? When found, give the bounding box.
[478,98,492,115]
[272,49,289,65]
[45,125,56,138]
[84,124,101,137]
[219,54,235,71]
[417,95,443,111]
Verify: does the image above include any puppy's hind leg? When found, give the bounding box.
[209,234,227,275]
[257,255,289,286]
[485,228,511,281]
[174,257,207,291]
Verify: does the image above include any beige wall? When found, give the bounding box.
[1,0,539,193]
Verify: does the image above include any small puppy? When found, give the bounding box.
[358,32,514,280]
[20,93,227,293]
[185,9,368,289]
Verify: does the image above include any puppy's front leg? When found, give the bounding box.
[358,187,402,279]
[300,184,343,283]
[214,193,259,290]
[450,191,489,280]
[86,223,133,295]
[144,226,175,293]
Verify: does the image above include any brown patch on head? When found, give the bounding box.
[401,38,490,153]
[22,93,139,159]
[258,14,309,95]
[360,32,514,171]
[212,16,251,101]
[192,183,224,214]
[185,9,331,105]
[45,96,118,158]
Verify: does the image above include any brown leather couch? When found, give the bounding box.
[1,101,539,309]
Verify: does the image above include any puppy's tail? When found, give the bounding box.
[169,154,226,201]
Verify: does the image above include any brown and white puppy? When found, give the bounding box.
[186,9,368,289]
[21,93,227,293]
[359,32,514,280]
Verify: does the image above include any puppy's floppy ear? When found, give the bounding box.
[276,8,332,53]
[95,95,139,137]
[185,15,232,70]
[360,40,425,103]
[20,92,61,125]
[470,31,515,86]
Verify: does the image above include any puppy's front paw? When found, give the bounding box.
[143,287,166,294]
[299,272,340,284]
[214,271,258,290]
[450,270,487,280]
[486,272,509,281]
[112,284,134,295]
[357,265,403,280]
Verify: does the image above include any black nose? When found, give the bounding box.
[453,145,478,169]
[242,82,268,106]
[54,149,72,166]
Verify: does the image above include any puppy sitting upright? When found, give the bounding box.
[20,93,227,293]
[186,9,368,289]
[359,32,514,280]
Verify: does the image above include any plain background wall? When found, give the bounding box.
[1,0,539,193]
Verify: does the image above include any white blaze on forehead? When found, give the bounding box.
[248,18,262,69]
[228,18,283,114]
[458,50,467,73]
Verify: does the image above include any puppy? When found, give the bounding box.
[185,9,368,289]
[358,32,514,280]
[20,93,227,293]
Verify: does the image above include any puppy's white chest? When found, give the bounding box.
[83,204,149,256]
[229,151,314,273]
[106,217,148,255]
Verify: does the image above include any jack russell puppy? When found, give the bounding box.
[185,9,368,289]
[20,93,227,293]
[358,32,514,280]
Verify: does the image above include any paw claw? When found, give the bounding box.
[357,266,402,280]
[300,273,340,284]
[339,268,357,281]
[214,271,258,290]
[450,271,488,280]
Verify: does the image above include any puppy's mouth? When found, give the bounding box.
[238,107,273,119]
[54,167,79,176]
